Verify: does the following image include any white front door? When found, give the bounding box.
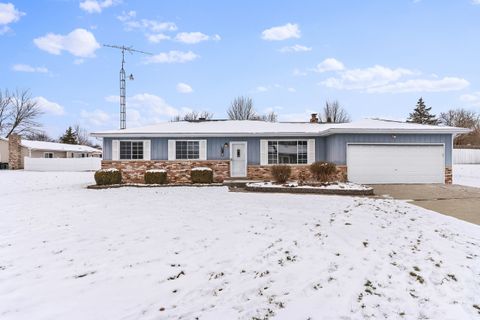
[230,142,247,177]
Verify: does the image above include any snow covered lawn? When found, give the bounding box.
[454,164,480,188]
[1,171,479,319]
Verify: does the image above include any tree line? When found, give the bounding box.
[172,96,350,123]
[0,89,97,147]
[407,97,480,145]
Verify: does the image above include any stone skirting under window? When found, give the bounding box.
[247,165,348,182]
[101,161,452,185]
[102,160,230,184]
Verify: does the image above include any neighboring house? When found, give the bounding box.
[2,135,102,169]
[91,118,469,184]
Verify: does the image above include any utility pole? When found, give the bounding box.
[104,44,152,129]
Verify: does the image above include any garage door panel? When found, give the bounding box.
[347,145,445,184]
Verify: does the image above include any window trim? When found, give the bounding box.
[44,152,54,158]
[267,139,309,165]
[175,139,201,160]
[119,140,145,161]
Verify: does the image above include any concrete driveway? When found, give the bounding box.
[372,184,480,225]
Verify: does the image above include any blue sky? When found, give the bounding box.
[1,0,480,139]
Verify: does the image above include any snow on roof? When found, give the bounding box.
[21,140,101,153]
[91,118,470,138]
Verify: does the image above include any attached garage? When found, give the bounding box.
[347,144,445,184]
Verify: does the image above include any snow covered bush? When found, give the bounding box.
[310,161,337,182]
[144,169,168,184]
[94,168,122,185]
[191,167,213,184]
[271,165,291,183]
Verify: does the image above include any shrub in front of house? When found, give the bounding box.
[144,169,168,184]
[191,167,213,184]
[309,161,337,182]
[271,165,291,184]
[94,168,122,185]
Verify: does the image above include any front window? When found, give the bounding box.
[176,141,199,160]
[120,141,143,160]
[44,152,54,158]
[268,140,307,164]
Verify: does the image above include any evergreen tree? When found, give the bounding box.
[59,126,78,144]
[407,98,438,125]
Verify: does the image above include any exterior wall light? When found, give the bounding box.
[221,142,229,157]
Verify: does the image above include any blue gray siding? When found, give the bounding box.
[102,136,326,164]
[102,134,452,166]
[325,134,452,166]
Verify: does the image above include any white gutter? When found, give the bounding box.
[91,127,470,138]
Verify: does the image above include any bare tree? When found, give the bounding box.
[321,100,350,123]
[24,131,55,142]
[439,108,479,129]
[0,89,11,134]
[3,89,43,137]
[227,96,257,120]
[439,108,480,146]
[259,111,278,122]
[171,111,214,122]
[73,124,94,146]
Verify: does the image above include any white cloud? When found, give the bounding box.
[117,12,177,32]
[292,68,307,76]
[472,0,480,4]
[81,109,111,126]
[261,23,300,41]
[460,92,480,106]
[0,2,25,34]
[176,82,193,93]
[321,65,415,90]
[368,77,469,93]
[144,50,198,64]
[117,10,136,22]
[79,0,118,14]
[147,33,170,43]
[34,96,65,115]
[256,86,268,92]
[105,93,182,124]
[12,64,48,73]
[279,44,311,53]
[74,58,85,65]
[314,58,345,73]
[175,32,221,44]
[287,87,296,92]
[34,28,100,58]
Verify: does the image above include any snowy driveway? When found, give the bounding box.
[0,171,479,319]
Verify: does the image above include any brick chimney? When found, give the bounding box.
[310,113,319,123]
[8,133,22,170]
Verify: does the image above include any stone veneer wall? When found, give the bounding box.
[247,165,348,182]
[102,160,230,184]
[445,166,452,184]
[8,134,22,170]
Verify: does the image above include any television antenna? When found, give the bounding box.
[104,44,152,129]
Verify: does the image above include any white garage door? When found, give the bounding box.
[347,144,445,184]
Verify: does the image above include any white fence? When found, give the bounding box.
[24,157,101,171]
[453,149,480,164]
